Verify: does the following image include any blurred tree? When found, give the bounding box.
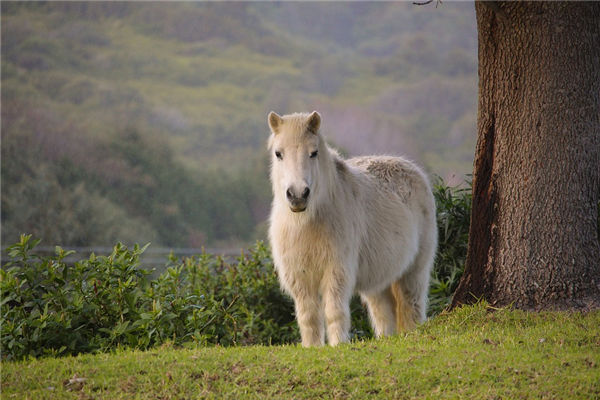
[452,2,600,310]
[1,148,157,247]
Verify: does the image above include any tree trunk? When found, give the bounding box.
[452,2,600,310]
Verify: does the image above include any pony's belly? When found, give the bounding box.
[354,237,418,294]
[355,262,401,294]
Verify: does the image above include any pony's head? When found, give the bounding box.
[267,111,330,214]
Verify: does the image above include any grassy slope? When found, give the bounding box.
[3,303,599,399]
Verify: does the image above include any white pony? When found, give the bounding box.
[267,111,437,347]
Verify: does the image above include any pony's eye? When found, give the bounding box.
[275,151,283,160]
[309,150,318,159]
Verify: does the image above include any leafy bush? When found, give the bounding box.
[428,177,471,315]
[1,182,471,360]
[0,235,298,360]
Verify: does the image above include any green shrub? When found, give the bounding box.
[1,182,471,360]
[428,177,471,315]
[0,235,299,360]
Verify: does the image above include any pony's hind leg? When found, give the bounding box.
[391,280,419,332]
[393,247,434,331]
[393,220,437,331]
[360,287,397,337]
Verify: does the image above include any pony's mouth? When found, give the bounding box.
[287,192,309,213]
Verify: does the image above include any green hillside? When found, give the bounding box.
[1,2,477,248]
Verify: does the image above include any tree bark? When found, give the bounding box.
[452,2,600,310]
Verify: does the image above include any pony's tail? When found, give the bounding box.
[391,280,418,332]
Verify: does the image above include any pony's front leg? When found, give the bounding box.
[323,267,354,346]
[293,294,324,347]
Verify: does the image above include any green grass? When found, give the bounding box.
[3,303,599,399]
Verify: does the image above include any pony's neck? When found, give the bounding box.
[316,145,347,206]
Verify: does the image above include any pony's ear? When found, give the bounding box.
[307,111,321,134]
[268,111,283,134]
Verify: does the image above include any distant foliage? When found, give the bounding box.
[0,127,270,247]
[1,182,470,360]
[1,2,477,249]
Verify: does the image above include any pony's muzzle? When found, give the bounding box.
[286,187,310,212]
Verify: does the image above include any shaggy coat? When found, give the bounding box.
[268,111,437,346]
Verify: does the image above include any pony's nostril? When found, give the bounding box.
[302,187,310,199]
[286,188,293,200]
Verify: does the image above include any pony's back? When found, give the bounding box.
[344,156,436,304]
